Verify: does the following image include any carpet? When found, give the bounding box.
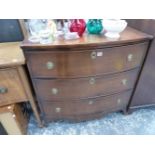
[27,108,155,135]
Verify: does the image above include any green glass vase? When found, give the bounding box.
[86,19,103,34]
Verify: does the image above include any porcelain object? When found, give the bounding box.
[55,31,65,40]
[28,35,40,43]
[39,29,53,44]
[64,32,79,40]
[103,19,127,39]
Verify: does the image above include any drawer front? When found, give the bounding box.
[0,68,27,106]
[26,42,148,78]
[41,90,132,118]
[34,69,138,101]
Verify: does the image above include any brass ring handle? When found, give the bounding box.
[0,87,8,94]
[51,88,58,95]
[91,51,97,59]
[46,61,54,70]
[117,99,121,105]
[121,79,127,86]
[127,54,133,62]
[89,77,96,85]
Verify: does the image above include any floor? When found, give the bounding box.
[27,108,155,135]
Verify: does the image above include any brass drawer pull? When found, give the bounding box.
[88,100,94,105]
[117,99,122,105]
[91,51,97,59]
[89,77,96,85]
[55,107,61,113]
[7,106,12,110]
[0,87,8,94]
[121,79,127,86]
[46,61,54,70]
[51,88,58,95]
[12,114,16,118]
[127,54,133,62]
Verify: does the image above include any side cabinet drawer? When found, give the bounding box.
[26,42,148,78]
[41,90,132,119]
[0,68,27,106]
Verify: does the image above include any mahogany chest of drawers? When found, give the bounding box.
[21,27,152,124]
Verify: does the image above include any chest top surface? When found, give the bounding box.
[0,42,25,67]
[21,27,153,51]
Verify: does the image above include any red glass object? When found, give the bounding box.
[69,19,86,37]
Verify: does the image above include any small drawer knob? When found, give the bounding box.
[127,54,133,62]
[89,77,96,85]
[121,79,127,86]
[117,99,121,105]
[46,61,54,70]
[55,107,61,113]
[88,100,94,105]
[51,88,58,95]
[12,114,16,118]
[7,106,11,110]
[91,51,97,59]
[0,87,8,94]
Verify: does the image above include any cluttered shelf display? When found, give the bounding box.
[21,19,152,124]
[25,19,128,43]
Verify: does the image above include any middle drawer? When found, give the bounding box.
[33,69,139,101]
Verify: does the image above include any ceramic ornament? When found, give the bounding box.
[69,19,86,37]
[87,19,103,34]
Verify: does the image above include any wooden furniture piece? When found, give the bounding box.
[127,19,155,111]
[0,42,42,127]
[0,103,29,135]
[21,27,152,124]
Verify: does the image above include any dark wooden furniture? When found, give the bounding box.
[21,27,152,123]
[127,19,155,111]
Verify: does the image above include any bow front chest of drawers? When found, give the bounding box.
[21,27,152,124]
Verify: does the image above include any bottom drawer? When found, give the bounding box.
[41,90,132,121]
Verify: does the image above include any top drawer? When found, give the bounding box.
[26,42,149,78]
